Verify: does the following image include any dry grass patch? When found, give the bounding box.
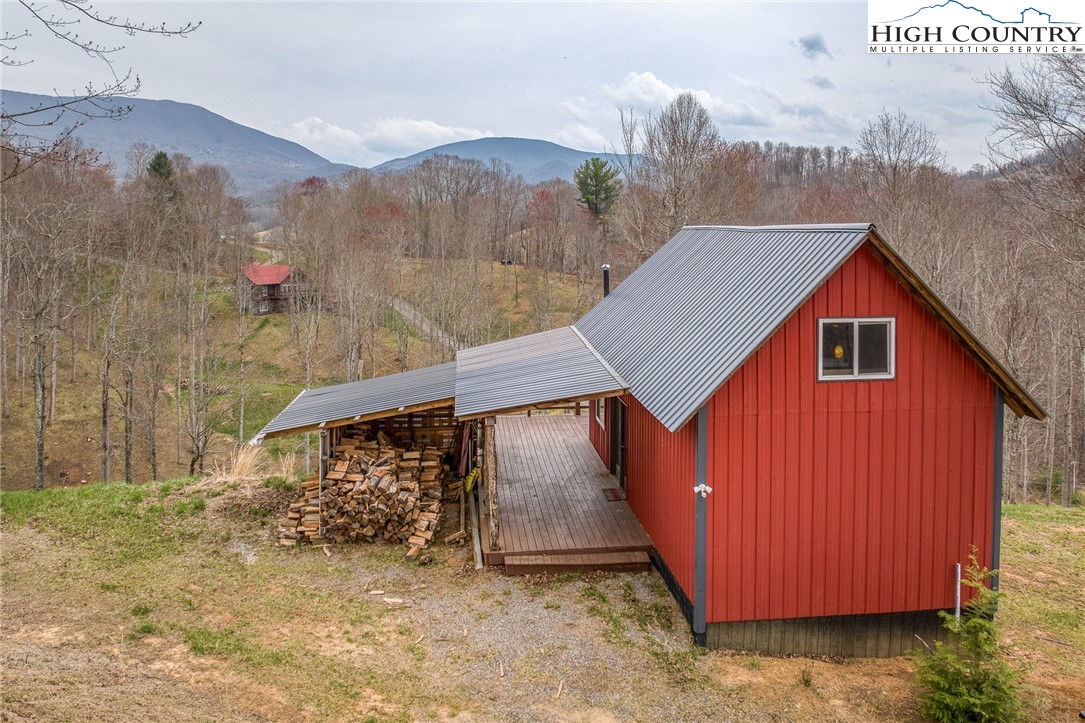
[2,486,1082,722]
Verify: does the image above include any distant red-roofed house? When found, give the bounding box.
[242,264,300,315]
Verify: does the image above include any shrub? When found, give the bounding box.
[914,553,1023,723]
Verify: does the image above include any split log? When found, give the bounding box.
[278,434,462,559]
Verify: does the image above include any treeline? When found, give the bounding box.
[3,56,1082,503]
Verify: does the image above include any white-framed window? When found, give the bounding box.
[595,398,605,427]
[818,318,895,381]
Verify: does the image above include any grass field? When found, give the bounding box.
[1,477,1081,722]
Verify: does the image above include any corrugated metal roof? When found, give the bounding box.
[455,326,627,418]
[575,224,873,432]
[255,223,1043,441]
[252,362,456,441]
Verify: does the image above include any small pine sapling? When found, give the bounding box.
[914,551,1024,723]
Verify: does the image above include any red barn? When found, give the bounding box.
[579,224,1042,654]
[257,223,1042,656]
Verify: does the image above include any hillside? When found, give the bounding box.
[0,259,588,491]
[0,90,355,195]
[373,136,626,184]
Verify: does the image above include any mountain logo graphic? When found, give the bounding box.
[883,1,1075,25]
[868,0,1083,53]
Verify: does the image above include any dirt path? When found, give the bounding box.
[387,295,457,352]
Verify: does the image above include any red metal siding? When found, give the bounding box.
[706,244,995,623]
[588,398,610,469]
[626,395,697,598]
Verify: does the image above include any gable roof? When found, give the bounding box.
[244,264,291,286]
[575,224,1043,431]
[253,223,1042,443]
[454,326,627,419]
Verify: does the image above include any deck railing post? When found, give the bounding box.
[483,416,501,551]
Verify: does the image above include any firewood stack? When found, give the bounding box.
[277,435,451,560]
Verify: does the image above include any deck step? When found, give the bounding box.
[503,550,650,576]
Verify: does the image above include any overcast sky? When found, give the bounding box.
[1,0,1036,170]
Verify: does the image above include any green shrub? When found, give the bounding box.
[914,553,1023,723]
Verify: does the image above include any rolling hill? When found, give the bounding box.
[373,137,625,184]
[0,90,355,195]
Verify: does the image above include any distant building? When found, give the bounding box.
[242,265,299,315]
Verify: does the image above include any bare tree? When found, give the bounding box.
[3,156,84,489]
[987,56,1085,264]
[615,92,723,257]
[985,57,1085,503]
[1,1,199,181]
[852,109,948,247]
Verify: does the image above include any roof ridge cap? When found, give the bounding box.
[570,324,629,390]
[682,223,874,232]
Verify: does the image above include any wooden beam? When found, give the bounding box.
[260,398,456,440]
[456,390,628,421]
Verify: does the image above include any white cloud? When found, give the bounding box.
[550,124,609,152]
[279,116,493,166]
[729,76,859,143]
[361,118,493,156]
[603,71,680,108]
[286,117,365,150]
[558,97,594,124]
[602,71,771,127]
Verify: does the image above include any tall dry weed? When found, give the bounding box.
[209,443,271,482]
[277,452,297,482]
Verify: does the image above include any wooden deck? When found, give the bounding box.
[481,414,653,575]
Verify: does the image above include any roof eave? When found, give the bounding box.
[455,388,628,421]
[658,225,1044,431]
[863,229,1045,420]
[256,396,457,441]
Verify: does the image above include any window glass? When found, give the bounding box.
[858,323,890,374]
[821,322,854,376]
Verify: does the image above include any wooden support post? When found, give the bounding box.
[483,416,500,551]
[319,430,328,482]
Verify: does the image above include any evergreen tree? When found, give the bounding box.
[914,553,1024,722]
[148,151,174,181]
[573,157,622,218]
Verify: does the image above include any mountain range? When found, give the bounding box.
[373,137,625,185]
[1,90,618,195]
